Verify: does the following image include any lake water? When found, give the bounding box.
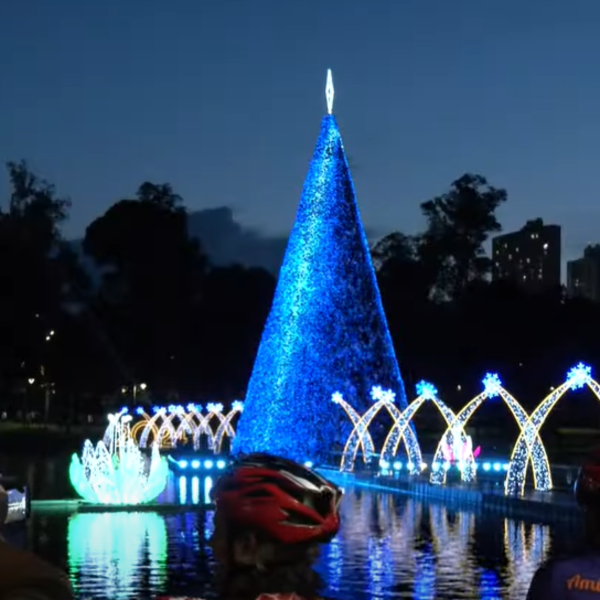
[4,473,582,600]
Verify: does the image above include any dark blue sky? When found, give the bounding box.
[2,0,600,262]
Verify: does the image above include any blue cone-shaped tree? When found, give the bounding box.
[232,114,410,463]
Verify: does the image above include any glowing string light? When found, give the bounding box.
[132,403,237,452]
[69,411,168,505]
[331,392,376,462]
[232,81,411,463]
[326,69,334,115]
[380,381,456,471]
[337,386,421,473]
[505,363,600,495]
[213,401,244,453]
[431,373,532,486]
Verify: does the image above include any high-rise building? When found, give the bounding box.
[492,219,561,292]
[567,245,600,302]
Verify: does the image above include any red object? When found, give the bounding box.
[211,454,342,544]
[575,448,600,508]
[473,446,481,458]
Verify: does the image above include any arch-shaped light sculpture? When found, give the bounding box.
[335,386,422,473]
[131,403,241,452]
[505,363,600,495]
[379,381,457,473]
[430,373,533,486]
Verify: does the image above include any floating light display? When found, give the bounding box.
[335,366,599,494]
[505,363,600,495]
[379,381,457,473]
[430,373,532,486]
[130,402,241,452]
[334,386,421,473]
[69,409,169,505]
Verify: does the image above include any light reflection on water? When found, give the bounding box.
[17,484,576,600]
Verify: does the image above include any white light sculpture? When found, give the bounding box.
[380,381,456,472]
[505,363,600,495]
[213,400,244,453]
[70,410,168,505]
[430,373,532,486]
[132,402,240,452]
[331,391,376,464]
[335,386,422,473]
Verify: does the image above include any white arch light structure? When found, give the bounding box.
[335,366,599,495]
[333,386,422,473]
[379,381,458,472]
[505,363,600,495]
[430,373,535,486]
[130,402,242,452]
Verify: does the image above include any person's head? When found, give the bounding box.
[575,448,600,543]
[209,453,342,599]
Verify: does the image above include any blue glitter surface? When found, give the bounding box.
[232,115,410,463]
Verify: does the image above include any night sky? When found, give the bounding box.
[2,0,600,264]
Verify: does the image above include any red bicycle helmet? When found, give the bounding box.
[575,448,600,509]
[211,453,342,544]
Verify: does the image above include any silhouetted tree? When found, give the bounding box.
[419,173,506,300]
[83,182,208,394]
[0,161,85,406]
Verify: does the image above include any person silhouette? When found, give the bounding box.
[0,484,73,600]
[527,448,600,598]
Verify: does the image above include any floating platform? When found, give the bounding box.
[31,499,213,514]
[320,468,581,523]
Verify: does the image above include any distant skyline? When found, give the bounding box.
[2,0,600,266]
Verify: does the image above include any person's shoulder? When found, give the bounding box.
[539,550,600,574]
[527,552,600,599]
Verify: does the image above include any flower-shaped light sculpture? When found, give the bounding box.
[69,410,169,505]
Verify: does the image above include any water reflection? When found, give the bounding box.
[503,519,551,599]
[330,489,553,600]
[67,512,168,599]
[29,485,565,600]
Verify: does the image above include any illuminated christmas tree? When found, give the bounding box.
[233,71,410,463]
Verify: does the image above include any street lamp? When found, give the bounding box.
[132,383,147,404]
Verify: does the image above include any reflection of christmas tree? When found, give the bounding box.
[233,72,410,463]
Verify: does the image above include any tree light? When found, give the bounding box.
[233,81,409,463]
